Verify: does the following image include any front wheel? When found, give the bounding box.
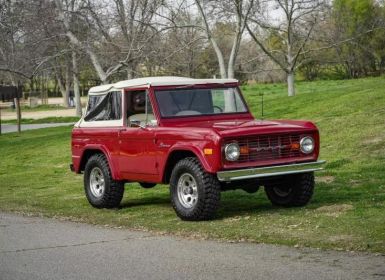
[170,158,221,221]
[84,154,124,208]
[264,172,314,207]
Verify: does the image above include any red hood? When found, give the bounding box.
[171,118,318,137]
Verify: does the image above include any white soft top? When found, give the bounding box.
[88,76,238,95]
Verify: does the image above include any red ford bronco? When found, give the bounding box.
[71,76,325,220]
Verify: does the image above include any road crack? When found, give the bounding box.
[0,235,154,254]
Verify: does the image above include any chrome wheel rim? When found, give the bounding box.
[177,173,198,208]
[89,167,105,198]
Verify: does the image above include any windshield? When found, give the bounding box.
[154,87,248,117]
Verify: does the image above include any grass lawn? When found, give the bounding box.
[1,77,384,253]
[1,116,80,124]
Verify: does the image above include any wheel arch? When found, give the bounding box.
[162,149,197,184]
[79,146,119,180]
[162,147,213,184]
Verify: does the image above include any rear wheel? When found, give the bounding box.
[84,154,124,208]
[264,172,314,207]
[170,157,221,221]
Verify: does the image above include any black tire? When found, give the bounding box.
[139,182,156,189]
[241,181,260,194]
[242,186,260,194]
[170,157,221,221]
[84,154,124,208]
[264,172,314,207]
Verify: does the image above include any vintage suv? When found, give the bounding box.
[71,76,325,220]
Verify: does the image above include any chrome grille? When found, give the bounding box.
[225,134,303,163]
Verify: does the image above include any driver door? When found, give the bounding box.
[118,89,158,179]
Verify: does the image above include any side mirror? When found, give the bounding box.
[148,119,158,127]
[130,119,146,129]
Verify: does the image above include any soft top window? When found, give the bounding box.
[126,90,150,116]
[154,87,247,118]
[126,90,155,127]
[84,91,122,121]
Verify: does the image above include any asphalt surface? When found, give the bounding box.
[1,213,384,280]
[0,123,74,134]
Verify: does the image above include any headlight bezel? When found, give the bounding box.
[224,142,240,161]
[300,136,315,154]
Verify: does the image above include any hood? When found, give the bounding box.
[172,118,317,137]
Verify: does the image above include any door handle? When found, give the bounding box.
[118,128,126,136]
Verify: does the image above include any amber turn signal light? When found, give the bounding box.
[204,148,213,155]
[240,146,249,154]
[290,143,300,150]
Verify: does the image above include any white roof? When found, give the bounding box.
[88,76,238,95]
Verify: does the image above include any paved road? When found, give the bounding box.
[0,123,74,134]
[1,213,384,280]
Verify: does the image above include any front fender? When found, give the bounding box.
[165,142,221,174]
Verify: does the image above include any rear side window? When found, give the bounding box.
[84,91,122,121]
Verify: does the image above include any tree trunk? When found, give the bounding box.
[56,70,70,108]
[64,67,71,107]
[72,51,82,116]
[210,38,227,79]
[227,36,237,79]
[58,80,69,108]
[227,29,242,79]
[127,68,134,79]
[287,72,295,97]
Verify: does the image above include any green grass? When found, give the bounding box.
[2,116,80,124]
[4,104,68,112]
[1,77,385,253]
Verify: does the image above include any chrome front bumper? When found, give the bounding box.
[217,160,326,182]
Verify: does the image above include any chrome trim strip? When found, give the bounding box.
[217,160,326,182]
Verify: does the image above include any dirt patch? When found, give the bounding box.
[316,176,335,184]
[362,136,384,145]
[316,204,354,217]
[349,179,362,188]
[328,234,357,242]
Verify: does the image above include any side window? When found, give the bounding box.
[127,90,146,116]
[126,90,155,126]
[84,91,122,121]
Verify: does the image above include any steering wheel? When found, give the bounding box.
[213,106,223,113]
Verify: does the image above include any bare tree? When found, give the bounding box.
[72,50,82,116]
[55,0,164,83]
[195,0,254,79]
[52,56,71,107]
[0,0,55,84]
[244,0,324,96]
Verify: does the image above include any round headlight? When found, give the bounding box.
[300,136,315,154]
[225,143,240,161]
